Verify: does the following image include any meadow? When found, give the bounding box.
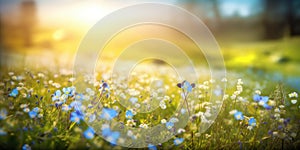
[0,61,299,149]
[1,24,300,149]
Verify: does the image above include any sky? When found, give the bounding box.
[0,0,262,26]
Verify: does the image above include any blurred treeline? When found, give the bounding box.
[0,0,300,50]
[179,0,300,41]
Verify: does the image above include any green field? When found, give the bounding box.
[0,27,300,149]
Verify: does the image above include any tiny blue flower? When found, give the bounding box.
[174,138,184,146]
[70,110,84,123]
[102,127,111,137]
[55,101,64,107]
[52,90,61,101]
[166,121,174,129]
[234,111,244,120]
[28,110,37,118]
[83,127,95,139]
[253,94,261,101]
[32,107,39,112]
[100,108,118,120]
[148,144,157,150]
[63,87,75,97]
[248,117,256,126]
[125,110,134,119]
[22,144,31,150]
[9,88,18,97]
[261,96,269,103]
[75,93,84,101]
[177,80,195,92]
[0,108,8,120]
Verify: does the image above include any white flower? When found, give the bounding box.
[23,108,30,113]
[274,108,280,113]
[37,73,45,78]
[169,117,179,123]
[255,90,261,95]
[247,126,253,130]
[126,119,136,127]
[279,105,285,109]
[237,79,243,85]
[229,110,237,115]
[274,113,280,118]
[161,119,167,124]
[288,92,298,98]
[38,113,43,118]
[223,94,229,100]
[258,101,265,106]
[278,118,284,123]
[237,85,243,92]
[230,94,237,100]
[159,101,166,109]
[135,103,141,108]
[204,111,211,118]
[177,128,186,134]
[291,99,297,104]
[127,130,133,137]
[181,108,186,114]
[139,123,148,129]
[221,77,227,82]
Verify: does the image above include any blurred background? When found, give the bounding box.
[0,0,300,89]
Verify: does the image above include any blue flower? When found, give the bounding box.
[75,93,84,101]
[177,80,195,92]
[0,108,7,120]
[100,81,110,90]
[254,95,272,109]
[234,111,244,120]
[83,127,95,139]
[101,127,111,137]
[253,94,261,101]
[9,88,18,97]
[52,90,61,101]
[22,144,31,150]
[63,87,75,97]
[28,111,37,118]
[166,121,174,129]
[70,101,82,111]
[125,110,134,119]
[248,118,256,126]
[70,110,84,123]
[100,108,118,120]
[28,107,39,118]
[148,144,157,150]
[32,107,39,112]
[174,138,184,146]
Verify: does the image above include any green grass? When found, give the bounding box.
[0,65,299,149]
